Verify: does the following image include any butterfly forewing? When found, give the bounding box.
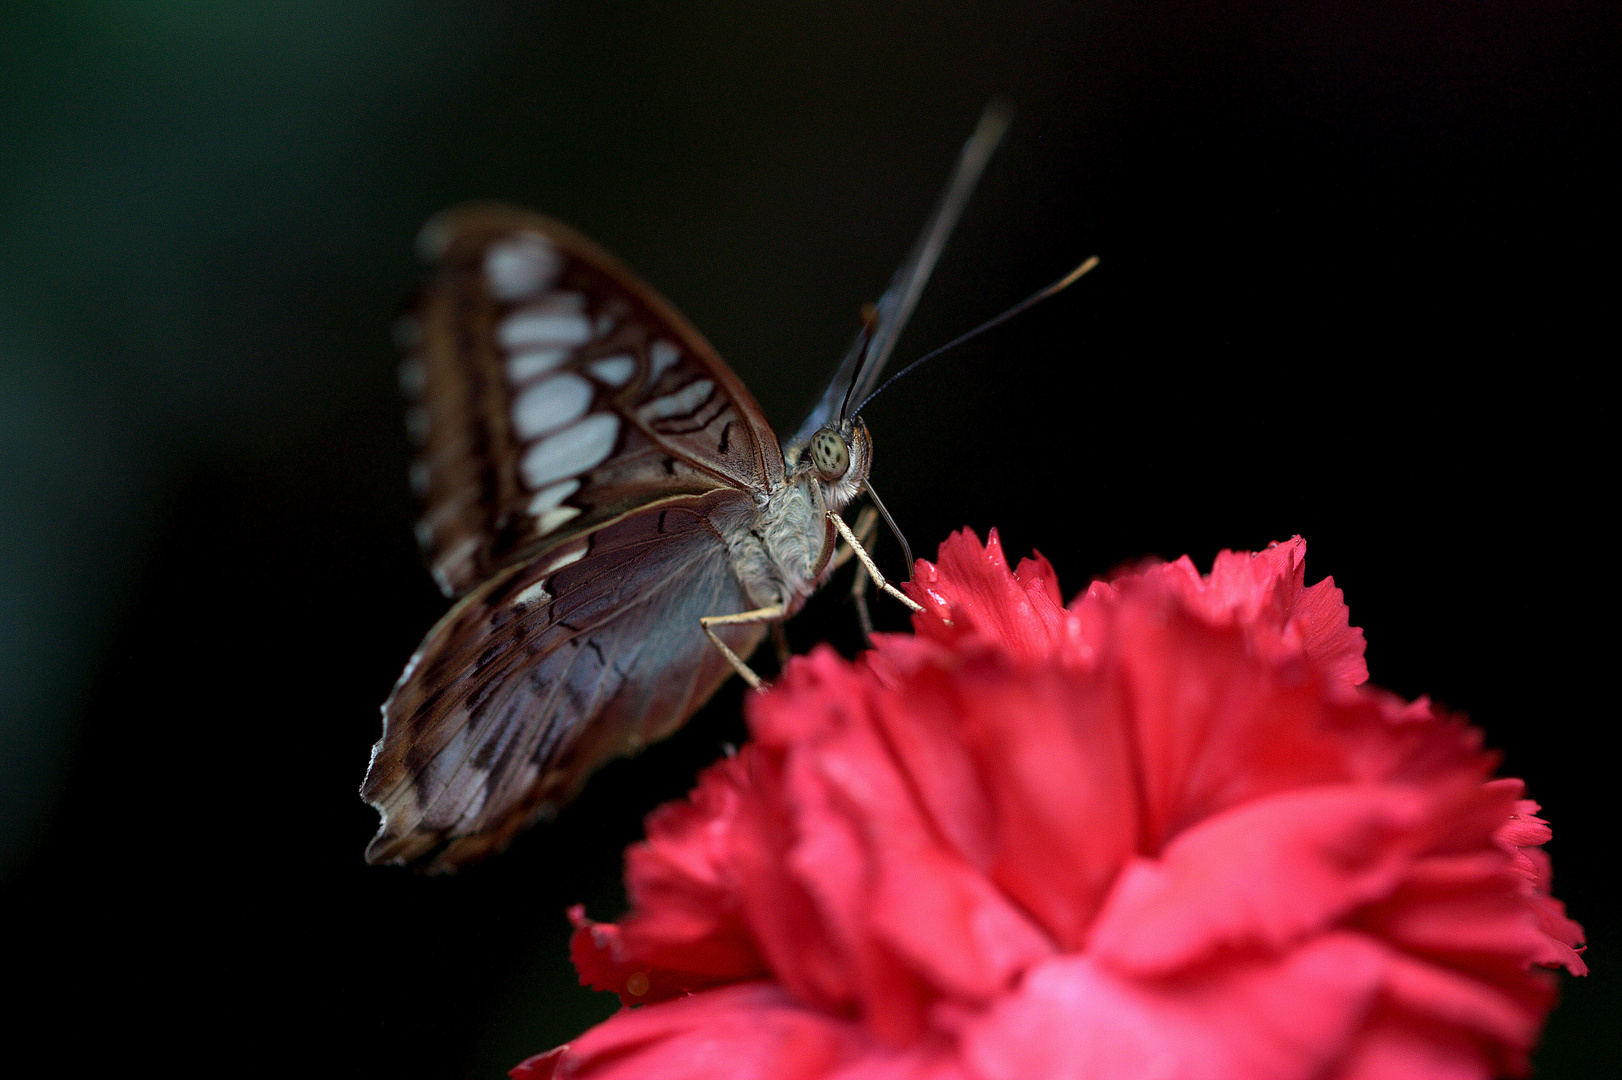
[402,204,783,596]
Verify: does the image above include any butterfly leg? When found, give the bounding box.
[829,512,924,614]
[701,605,785,690]
[828,505,879,573]
[851,562,875,639]
[828,506,880,639]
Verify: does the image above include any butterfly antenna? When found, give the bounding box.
[853,255,1100,418]
[861,480,913,571]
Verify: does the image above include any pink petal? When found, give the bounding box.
[1082,537,1369,686]
[857,647,998,868]
[616,756,770,987]
[542,528,1580,1080]
[943,655,1140,949]
[726,743,861,1014]
[1087,784,1439,975]
[1328,1013,1503,1080]
[754,649,1053,1040]
[1356,852,1585,981]
[905,529,1067,659]
[1379,949,1546,1074]
[1290,570,1369,686]
[1011,550,1063,608]
[523,982,869,1080]
[1111,595,1355,848]
[959,937,1386,1080]
[1525,894,1588,975]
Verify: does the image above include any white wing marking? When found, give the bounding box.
[514,579,552,606]
[496,293,588,347]
[505,347,568,384]
[587,353,636,387]
[526,478,580,516]
[639,378,714,421]
[649,338,681,379]
[484,235,562,301]
[498,311,591,350]
[536,505,581,533]
[513,373,593,438]
[520,413,619,488]
[540,546,587,573]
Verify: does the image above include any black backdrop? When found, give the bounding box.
[1,4,1611,1077]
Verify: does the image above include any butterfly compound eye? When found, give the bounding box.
[811,428,850,481]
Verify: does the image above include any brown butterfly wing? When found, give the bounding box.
[363,490,768,872]
[365,206,797,870]
[400,203,785,596]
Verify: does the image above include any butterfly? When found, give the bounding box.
[361,106,1011,871]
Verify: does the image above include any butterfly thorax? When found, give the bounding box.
[718,417,871,615]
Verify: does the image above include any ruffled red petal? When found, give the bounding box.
[531,532,1580,1080]
[512,982,873,1080]
[959,940,1387,1080]
[905,529,1069,660]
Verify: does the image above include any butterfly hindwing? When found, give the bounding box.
[402,204,785,596]
[363,490,768,871]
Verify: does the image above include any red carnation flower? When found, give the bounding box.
[516,533,1584,1080]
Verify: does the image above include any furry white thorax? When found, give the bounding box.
[718,418,872,614]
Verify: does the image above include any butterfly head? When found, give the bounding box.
[789,418,871,513]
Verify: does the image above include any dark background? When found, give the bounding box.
[1,3,1611,1077]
